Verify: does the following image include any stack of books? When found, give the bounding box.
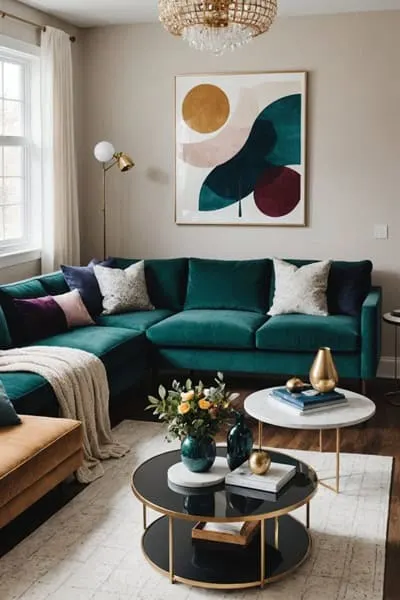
[225,462,296,493]
[271,387,348,415]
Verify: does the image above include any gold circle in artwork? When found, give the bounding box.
[182,84,230,134]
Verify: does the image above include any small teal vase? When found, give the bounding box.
[181,435,216,473]
[227,412,253,471]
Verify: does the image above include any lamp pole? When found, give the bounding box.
[94,142,135,261]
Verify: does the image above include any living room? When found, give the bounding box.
[0,0,399,598]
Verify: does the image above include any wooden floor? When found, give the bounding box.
[221,377,400,600]
[1,376,399,597]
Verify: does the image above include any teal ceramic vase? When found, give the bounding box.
[227,411,253,470]
[181,435,216,473]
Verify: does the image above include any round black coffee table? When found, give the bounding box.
[131,446,318,590]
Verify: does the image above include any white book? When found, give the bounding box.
[225,462,296,493]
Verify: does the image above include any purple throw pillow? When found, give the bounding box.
[0,294,68,346]
[61,258,115,317]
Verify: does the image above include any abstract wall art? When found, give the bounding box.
[175,72,307,226]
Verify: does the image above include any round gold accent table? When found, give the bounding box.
[131,446,318,590]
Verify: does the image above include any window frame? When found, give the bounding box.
[0,35,41,259]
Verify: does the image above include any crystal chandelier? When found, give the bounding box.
[158,1,278,55]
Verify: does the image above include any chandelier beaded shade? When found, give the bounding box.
[158,1,278,55]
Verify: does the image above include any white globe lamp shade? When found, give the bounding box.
[94,141,115,163]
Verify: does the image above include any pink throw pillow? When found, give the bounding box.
[53,290,94,328]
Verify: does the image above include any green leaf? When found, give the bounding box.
[158,385,166,400]
[185,379,192,391]
[148,396,159,405]
[217,371,224,381]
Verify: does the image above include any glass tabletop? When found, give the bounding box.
[132,447,318,522]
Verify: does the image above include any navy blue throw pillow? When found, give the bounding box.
[61,258,115,317]
[0,380,21,427]
[328,261,372,316]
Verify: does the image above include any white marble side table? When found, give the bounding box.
[244,387,376,493]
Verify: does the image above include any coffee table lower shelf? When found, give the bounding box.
[142,514,311,590]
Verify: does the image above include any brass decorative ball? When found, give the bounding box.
[249,450,271,475]
[286,377,306,393]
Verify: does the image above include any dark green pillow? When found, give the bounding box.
[0,380,21,427]
[113,258,188,311]
[184,258,271,313]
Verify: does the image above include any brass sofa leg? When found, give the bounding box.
[361,379,367,396]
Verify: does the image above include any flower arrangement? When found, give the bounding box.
[147,372,239,440]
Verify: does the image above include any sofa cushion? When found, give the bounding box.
[0,381,21,427]
[147,310,267,349]
[268,259,372,316]
[0,373,57,416]
[256,314,360,352]
[0,279,48,349]
[268,259,331,317]
[328,260,372,316]
[94,261,154,315]
[113,258,188,311]
[0,293,68,346]
[61,258,115,317]
[184,258,271,313]
[40,272,70,296]
[96,309,173,332]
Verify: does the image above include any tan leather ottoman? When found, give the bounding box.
[0,415,83,528]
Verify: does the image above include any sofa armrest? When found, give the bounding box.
[361,287,382,379]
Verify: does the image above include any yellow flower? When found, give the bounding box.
[198,399,211,410]
[181,390,194,402]
[178,402,190,415]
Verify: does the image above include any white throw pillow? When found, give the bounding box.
[93,261,154,315]
[268,259,331,316]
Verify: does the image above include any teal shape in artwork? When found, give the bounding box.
[199,94,301,213]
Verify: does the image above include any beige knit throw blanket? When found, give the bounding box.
[0,346,129,484]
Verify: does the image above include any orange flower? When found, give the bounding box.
[198,399,211,410]
[178,402,191,415]
[181,390,194,402]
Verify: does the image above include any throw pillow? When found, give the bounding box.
[0,380,21,427]
[268,258,332,316]
[53,290,95,328]
[328,260,372,316]
[61,258,115,317]
[0,290,94,346]
[0,293,68,345]
[93,261,154,315]
[184,258,271,313]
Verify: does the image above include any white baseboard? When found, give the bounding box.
[377,357,397,379]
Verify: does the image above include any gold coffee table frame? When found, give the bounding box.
[132,448,318,590]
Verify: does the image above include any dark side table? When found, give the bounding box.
[383,312,400,406]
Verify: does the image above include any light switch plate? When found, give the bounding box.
[374,224,388,239]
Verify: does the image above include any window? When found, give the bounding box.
[0,38,41,256]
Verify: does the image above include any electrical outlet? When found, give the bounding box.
[374,224,388,239]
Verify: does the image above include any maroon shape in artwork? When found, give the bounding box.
[254,166,301,218]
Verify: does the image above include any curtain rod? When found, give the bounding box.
[1,11,76,42]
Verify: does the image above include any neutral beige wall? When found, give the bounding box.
[80,12,400,359]
[0,0,81,283]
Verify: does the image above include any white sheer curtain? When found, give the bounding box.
[41,27,80,273]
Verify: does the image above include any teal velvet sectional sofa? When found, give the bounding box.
[0,257,381,418]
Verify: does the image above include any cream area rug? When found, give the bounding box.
[0,421,392,600]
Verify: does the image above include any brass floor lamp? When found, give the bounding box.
[94,141,134,260]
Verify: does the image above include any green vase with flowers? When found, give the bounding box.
[147,372,238,473]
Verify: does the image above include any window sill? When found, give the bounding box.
[0,249,41,269]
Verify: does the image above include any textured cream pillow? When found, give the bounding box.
[93,261,154,315]
[268,259,332,316]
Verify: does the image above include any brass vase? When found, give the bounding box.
[309,347,338,393]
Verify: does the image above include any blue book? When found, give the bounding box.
[272,387,346,409]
